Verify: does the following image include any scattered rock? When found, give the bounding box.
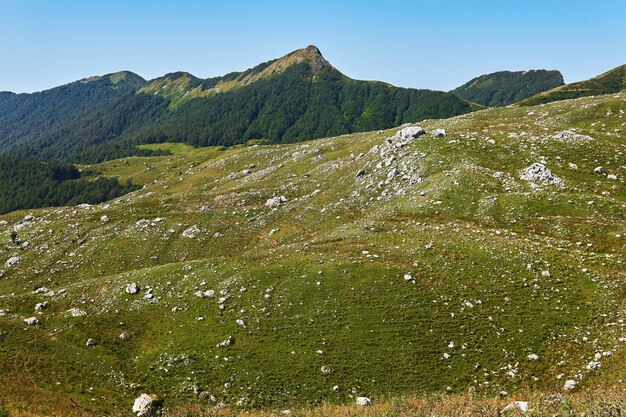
[356,169,367,178]
[182,225,201,238]
[24,317,40,326]
[34,302,48,311]
[5,256,20,267]
[527,353,539,361]
[554,130,593,141]
[320,366,332,374]
[502,401,529,413]
[216,336,235,348]
[86,338,97,347]
[493,171,505,178]
[66,308,87,317]
[563,379,577,391]
[594,166,607,176]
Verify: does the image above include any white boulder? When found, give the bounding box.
[24,317,40,325]
[356,397,372,406]
[132,393,160,417]
[126,283,140,295]
[5,256,21,267]
[265,196,287,208]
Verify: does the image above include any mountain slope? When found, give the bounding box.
[451,70,564,107]
[0,46,475,163]
[0,92,624,415]
[519,64,626,106]
[125,56,472,151]
[0,72,170,160]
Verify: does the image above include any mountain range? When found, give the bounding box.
[0,46,474,163]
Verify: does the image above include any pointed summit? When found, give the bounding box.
[279,45,332,73]
[237,45,335,85]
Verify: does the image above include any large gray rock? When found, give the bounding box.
[392,126,425,147]
[395,126,425,140]
[132,393,161,417]
[265,196,287,208]
[520,163,564,186]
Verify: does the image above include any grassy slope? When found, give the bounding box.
[0,93,624,416]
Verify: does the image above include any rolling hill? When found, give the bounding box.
[0,90,624,416]
[450,70,564,107]
[0,46,474,163]
[519,64,626,106]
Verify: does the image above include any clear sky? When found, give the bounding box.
[1,0,624,93]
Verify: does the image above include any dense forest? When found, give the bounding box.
[0,155,139,215]
[451,70,564,107]
[0,47,474,164]
[0,72,171,161]
[126,62,473,151]
[519,64,626,106]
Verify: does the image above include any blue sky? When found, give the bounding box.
[1,0,624,93]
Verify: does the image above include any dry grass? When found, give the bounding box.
[163,389,626,417]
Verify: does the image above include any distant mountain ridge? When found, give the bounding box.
[451,70,564,107]
[0,46,474,163]
[519,64,626,106]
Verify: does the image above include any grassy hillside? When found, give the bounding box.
[519,64,626,106]
[0,92,624,416]
[451,70,564,107]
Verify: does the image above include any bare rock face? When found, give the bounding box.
[132,393,161,417]
[520,163,564,186]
